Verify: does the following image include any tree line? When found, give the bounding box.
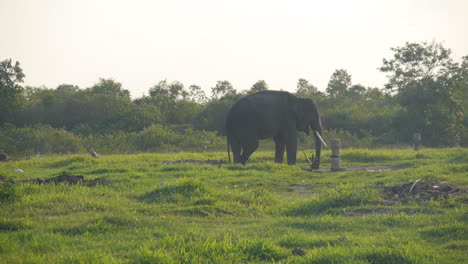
[0,41,466,155]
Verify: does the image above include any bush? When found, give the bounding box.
[129,125,223,152]
[0,123,224,155]
[0,123,84,155]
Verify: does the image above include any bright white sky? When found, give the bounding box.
[1,0,467,98]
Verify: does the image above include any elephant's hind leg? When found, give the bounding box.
[239,140,259,165]
[274,136,285,163]
[229,138,242,163]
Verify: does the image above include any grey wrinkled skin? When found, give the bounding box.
[226,90,324,168]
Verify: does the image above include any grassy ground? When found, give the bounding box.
[0,148,467,263]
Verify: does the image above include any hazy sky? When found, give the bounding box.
[1,0,467,98]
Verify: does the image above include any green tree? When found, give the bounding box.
[146,80,202,125]
[211,80,236,100]
[295,78,321,98]
[347,84,367,98]
[187,85,208,103]
[380,41,465,146]
[0,59,25,124]
[250,80,269,93]
[326,69,351,97]
[87,78,130,99]
[193,94,242,134]
[56,84,79,94]
[379,41,454,91]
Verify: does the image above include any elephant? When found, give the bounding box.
[226,90,326,168]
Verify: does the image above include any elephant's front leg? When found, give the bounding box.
[285,132,298,165]
[274,136,285,163]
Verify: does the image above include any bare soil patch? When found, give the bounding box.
[288,184,313,197]
[287,184,314,197]
[311,164,411,173]
[161,159,227,165]
[21,173,110,186]
[385,179,467,203]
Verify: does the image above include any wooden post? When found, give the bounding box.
[330,139,342,171]
[453,134,460,148]
[413,133,421,151]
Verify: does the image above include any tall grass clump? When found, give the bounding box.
[0,178,19,203]
[138,178,212,204]
[341,149,398,163]
[131,235,287,264]
[288,184,381,215]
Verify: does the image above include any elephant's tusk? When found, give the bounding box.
[315,131,327,147]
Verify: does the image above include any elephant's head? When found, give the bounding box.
[295,98,326,169]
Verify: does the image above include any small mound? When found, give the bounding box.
[385,179,467,202]
[162,159,227,165]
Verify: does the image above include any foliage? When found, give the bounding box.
[379,41,454,91]
[86,78,130,99]
[192,94,243,135]
[0,123,223,155]
[295,78,324,99]
[0,59,25,124]
[1,40,467,151]
[0,123,85,155]
[380,41,466,146]
[211,80,236,100]
[326,69,352,97]
[249,80,269,93]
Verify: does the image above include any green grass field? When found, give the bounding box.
[1,148,467,263]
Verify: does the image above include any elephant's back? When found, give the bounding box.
[226,91,295,138]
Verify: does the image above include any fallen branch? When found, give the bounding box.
[303,152,314,170]
[408,179,422,196]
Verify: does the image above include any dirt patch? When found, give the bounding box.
[161,159,227,165]
[287,184,314,197]
[385,179,467,203]
[311,164,411,173]
[21,173,110,186]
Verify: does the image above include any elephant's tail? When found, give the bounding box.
[227,135,231,163]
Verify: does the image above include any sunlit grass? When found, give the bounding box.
[0,148,466,263]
